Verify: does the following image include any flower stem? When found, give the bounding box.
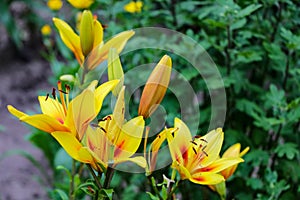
[87,164,103,190]
[103,166,114,189]
[69,159,76,200]
[167,180,180,200]
[148,176,163,200]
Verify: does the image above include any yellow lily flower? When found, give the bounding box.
[7,80,119,164]
[7,80,119,140]
[53,12,134,70]
[167,118,244,185]
[68,0,94,9]
[85,87,146,169]
[138,55,172,118]
[124,1,143,13]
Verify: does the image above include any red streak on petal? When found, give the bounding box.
[193,176,204,182]
[182,149,188,164]
[88,137,95,151]
[57,118,64,124]
[114,140,125,158]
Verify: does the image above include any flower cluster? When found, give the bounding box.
[8,7,249,199]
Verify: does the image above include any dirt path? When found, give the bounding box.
[0,58,52,200]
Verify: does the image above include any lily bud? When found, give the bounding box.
[108,48,124,96]
[80,10,94,56]
[138,55,172,118]
[221,143,249,179]
[59,74,75,82]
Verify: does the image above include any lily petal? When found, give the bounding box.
[94,80,119,114]
[53,18,84,64]
[171,161,191,180]
[85,30,134,70]
[194,157,244,174]
[65,89,95,140]
[223,143,241,158]
[193,128,224,167]
[167,118,192,164]
[116,156,147,168]
[114,116,145,160]
[20,114,69,133]
[190,172,225,185]
[38,96,65,123]
[52,131,93,163]
[93,20,103,48]
[85,126,110,167]
[7,105,27,119]
[109,86,125,142]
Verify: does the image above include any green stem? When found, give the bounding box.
[69,159,76,200]
[80,66,88,85]
[148,176,163,200]
[87,164,103,190]
[103,166,115,189]
[167,169,176,194]
[167,180,180,200]
[225,25,231,76]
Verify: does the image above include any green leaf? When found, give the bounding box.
[245,149,269,166]
[246,178,263,190]
[26,130,59,167]
[100,188,114,200]
[275,143,299,160]
[231,18,247,30]
[54,189,69,200]
[54,148,73,170]
[146,192,160,200]
[56,165,71,180]
[236,4,262,18]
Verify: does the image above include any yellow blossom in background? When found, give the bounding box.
[124,1,143,13]
[47,0,63,11]
[167,118,244,185]
[41,25,52,36]
[68,0,94,9]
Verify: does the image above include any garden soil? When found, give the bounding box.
[0,46,52,199]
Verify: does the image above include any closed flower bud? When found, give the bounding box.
[59,74,75,82]
[80,10,94,57]
[138,55,172,118]
[108,48,124,96]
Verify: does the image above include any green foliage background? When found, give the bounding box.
[95,0,300,199]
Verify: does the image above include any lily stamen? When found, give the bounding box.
[57,81,67,115]
[52,88,56,99]
[45,93,49,101]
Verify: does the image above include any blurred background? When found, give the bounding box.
[0,0,299,199]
